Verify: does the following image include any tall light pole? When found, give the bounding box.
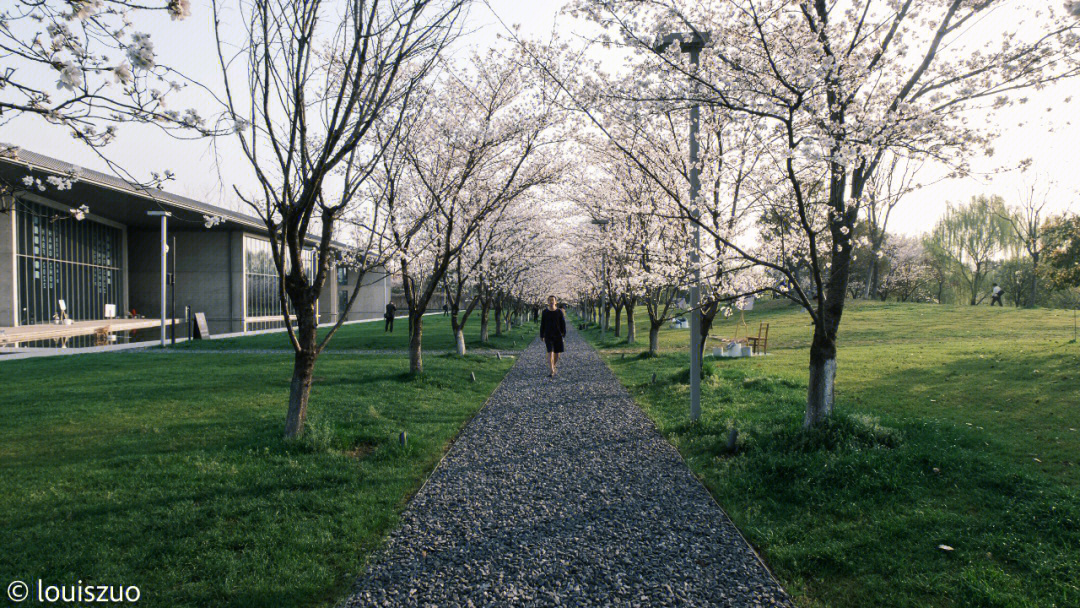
[147,210,171,347]
[592,218,610,339]
[654,31,710,422]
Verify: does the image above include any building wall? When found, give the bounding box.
[338,267,388,322]
[128,228,245,335]
[1,200,15,326]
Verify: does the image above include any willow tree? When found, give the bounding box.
[928,195,1014,305]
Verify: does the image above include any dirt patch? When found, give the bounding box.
[345,443,377,459]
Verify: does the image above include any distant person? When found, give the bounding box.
[539,295,567,378]
[442,303,449,316]
[990,283,1004,307]
[384,302,397,332]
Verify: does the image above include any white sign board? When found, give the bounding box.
[104,304,117,318]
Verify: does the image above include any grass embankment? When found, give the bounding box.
[177,313,537,352]
[583,300,1080,607]
[0,351,513,608]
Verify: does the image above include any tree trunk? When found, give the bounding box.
[480,304,490,343]
[625,301,637,344]
[699,309,716,362]
[970,265,983,305]
[284,300,318,438]
[494,305,503,337]
[614,304,622,337]
[805,328,837,428]
[409,312,424,374]
[1031,254,1039,307]
[863,254,877,300]
[603,303,611,332]
[450,312,465,356]
[648,320,661,356]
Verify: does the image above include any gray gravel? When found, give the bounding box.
[344,328,791,607]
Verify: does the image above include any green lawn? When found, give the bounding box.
[0,351,513,608]
[177,313,538,352]
[582,300,1080,607]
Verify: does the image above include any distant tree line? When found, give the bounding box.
[844,193,1080,308]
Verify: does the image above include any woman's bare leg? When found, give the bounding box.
[553,352,560,372]
[548,351,556,375]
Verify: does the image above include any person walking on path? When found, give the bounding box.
[991,283,1005,307]
[442,303,449,316]
[384,302,397,332]
[539,295,566,377]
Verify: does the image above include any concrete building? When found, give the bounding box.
[0,148,387,347]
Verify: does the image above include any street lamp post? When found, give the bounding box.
[654,31,710,422]
[147,210,171,347]
[592,218,610,339]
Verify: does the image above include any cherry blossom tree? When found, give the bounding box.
[556,0,1080,426]
[440,197,559,354]
[1,0,206,150]
[876,234,930,302]
[587,153,693,355]
[859,154,924,299]
[211,0,467,437]
[382,51,564,373]
[0,0,222,210]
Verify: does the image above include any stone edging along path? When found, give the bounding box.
[343,328,791,607]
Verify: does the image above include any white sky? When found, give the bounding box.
[4,0,1078,235]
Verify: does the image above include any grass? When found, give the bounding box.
[176,313,538,352]
[0,350,513,608]
[581,300,1080,607]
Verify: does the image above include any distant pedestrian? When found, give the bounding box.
[540,295,566,378]
[990,283,1004,307]
[443,303,449,316]
[385,302,397,332]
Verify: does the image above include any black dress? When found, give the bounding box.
[539,308,566,353]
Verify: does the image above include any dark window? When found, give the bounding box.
[15,199,123,325]
[338,285,349,316]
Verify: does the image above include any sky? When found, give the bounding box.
[4,0,1077,236]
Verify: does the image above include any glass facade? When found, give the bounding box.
[15,199,124,325]
[337,267,350,316]
[243,236,316,331]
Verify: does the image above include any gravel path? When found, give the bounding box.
[344,328,791,607]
